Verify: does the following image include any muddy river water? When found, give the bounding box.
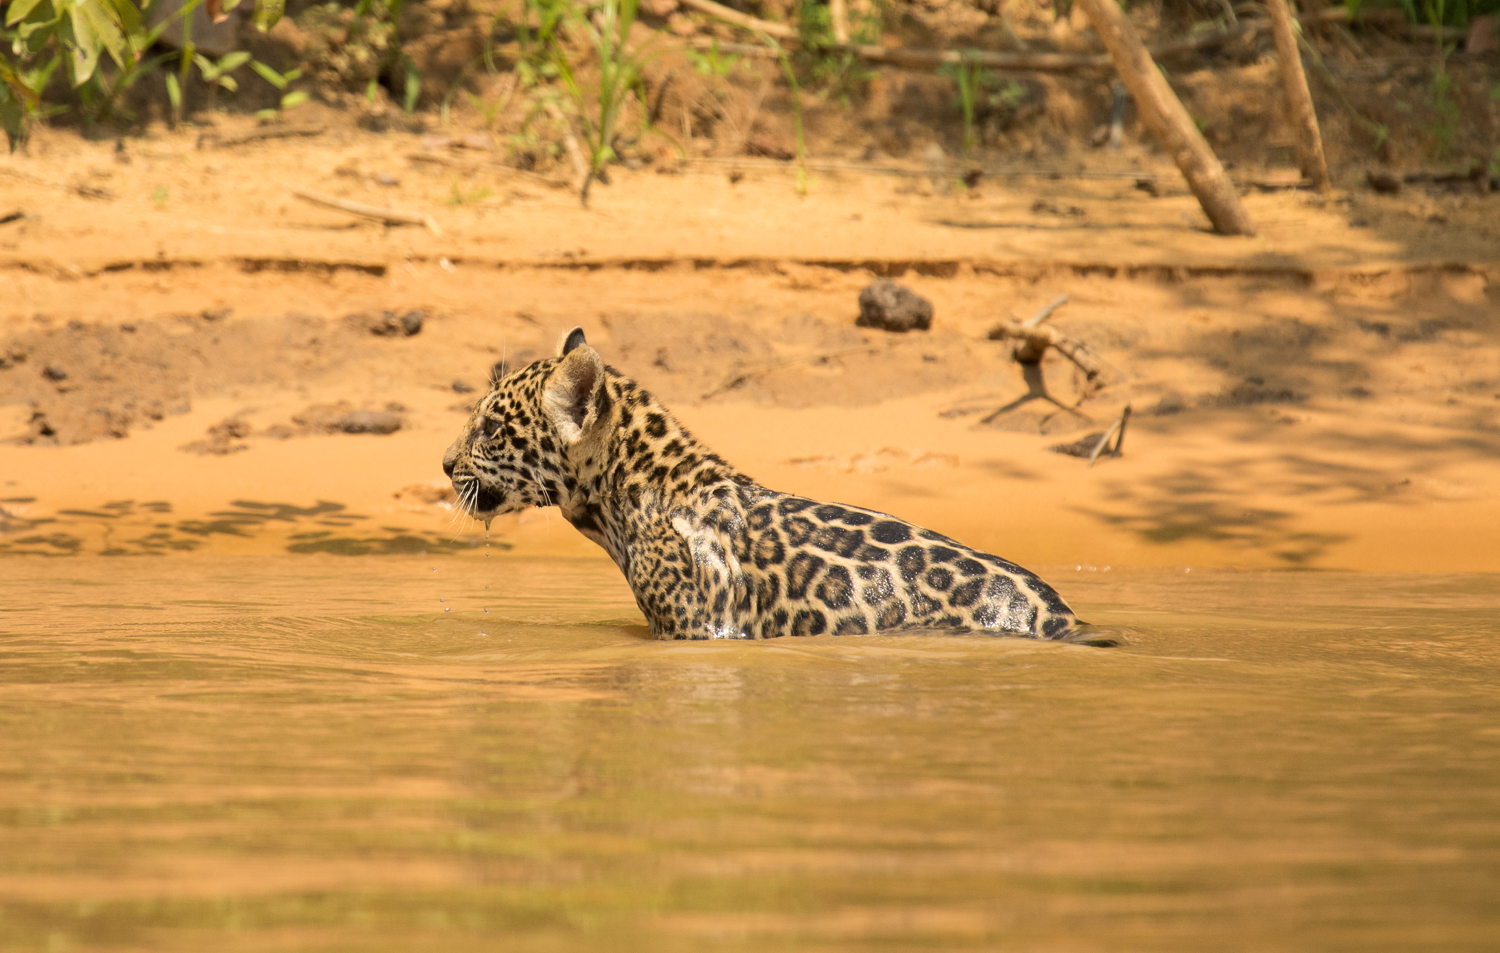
[1,556,1496,951]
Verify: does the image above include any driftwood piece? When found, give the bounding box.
[679,0,796,38]
[987,294,1108,382]
[287,186,441,235]
[1075,0,1255,236]
[1265,0,1329,191]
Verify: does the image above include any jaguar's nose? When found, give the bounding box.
[441,443,458,478]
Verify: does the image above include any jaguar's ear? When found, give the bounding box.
[543,343,607,445]
[557,326,587,357]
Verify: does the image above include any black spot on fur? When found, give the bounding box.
[876,602,908,630]
[778,498,815,515]
[925,567,954,591]
[871,521,912,544]
[753,530,786,569]
[791,609,827,637]
[896,546,926,581]
[949,579,983,608]
[928,546,960,564]
[860,567,895,606]
[972,604,999,627]
[645,413,668,438]
[839,510,873,527]
[833,615,868,635]
[814,565,854,610]
[910,592,943,616]
[746,504,775,531]
[786,552,826,599]
[812,526,864,558]
[853,544,889,562]
[756,574,781,608]
[783,516,815,547]
[1042,615,1071,639]
[956,558,986,576]
[984,575,1017,603]
[814,505,848,523]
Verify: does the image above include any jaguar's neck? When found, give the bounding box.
[572,375,754,512]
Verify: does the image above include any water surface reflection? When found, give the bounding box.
[1,558,1496,951]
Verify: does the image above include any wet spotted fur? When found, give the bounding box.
[443,328,1081,640]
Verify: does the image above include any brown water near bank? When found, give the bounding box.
[2,556,1497,951]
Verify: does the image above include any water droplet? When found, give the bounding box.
[444,607,450,612]
[483,608,488,613]
[484,517,493,533]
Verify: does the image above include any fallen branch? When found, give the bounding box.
[678,0,795,39]
[987,294,1109,382]
[1088,405,1130,467]
[198,123,325,149]
[286,186,441,235]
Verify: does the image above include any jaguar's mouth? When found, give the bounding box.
[451,476,512,518]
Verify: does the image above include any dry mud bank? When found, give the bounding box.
[2,130,1498,572]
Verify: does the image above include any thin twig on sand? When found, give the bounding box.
[198,124,325,149]
[1087,405,1131,467]
[286,186,441,235]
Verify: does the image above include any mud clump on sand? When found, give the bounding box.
[856,280,934,333]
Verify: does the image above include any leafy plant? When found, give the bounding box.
[250,60,308,120]
[195,50,251,110]
[526,0,656,205]
[760,31,807,195]
[1,0,287,148]
[686,39,739,78]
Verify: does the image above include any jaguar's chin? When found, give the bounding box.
[451,477,516,518]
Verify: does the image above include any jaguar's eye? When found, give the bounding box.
[481,414,501,438]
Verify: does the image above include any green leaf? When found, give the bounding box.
[252,0,284,31]
[5,0,48,29]
[219,50,250,72]
[1,88,25,151]
[280,89,307,109]
[164,71,180,110]
[217,75,237,92]
[69,5,104,86]
[249,59,285,88]
[283,67,301,82]
[403,62,419,113]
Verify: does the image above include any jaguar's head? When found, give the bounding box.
[442,327,611,520]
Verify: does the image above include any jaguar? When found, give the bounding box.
[443,328,1085,641]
